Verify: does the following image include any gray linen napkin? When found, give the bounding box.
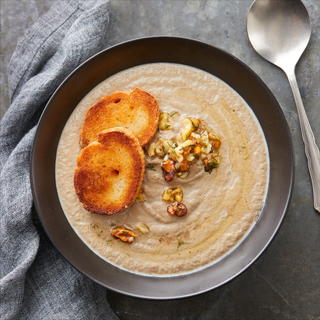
[0,1,119,319]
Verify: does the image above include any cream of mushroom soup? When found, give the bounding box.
[55,63,269,275]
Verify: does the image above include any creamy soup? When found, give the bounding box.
[55,63,269,276]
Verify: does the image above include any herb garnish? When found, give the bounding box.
[106,239,113,244]
[100,230,103,233]
[212,136,220,141]
[164,124,172,129]
[180,144,195,151]
[110,223,116,227]
[146,164,156,171]
[190,119,198,130]
[162,146,166,156]
[176,232,181,237]
[92,224,98,229]
[204,158,219,174]
[122,231,129,234]
[170,112,178,117]
[178,241,189,248]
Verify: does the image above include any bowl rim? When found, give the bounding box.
[30,36,294,299]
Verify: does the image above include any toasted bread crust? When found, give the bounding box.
[74,127,145,215]
[79,87,159,148]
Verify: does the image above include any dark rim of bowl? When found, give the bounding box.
[30,36,294,300]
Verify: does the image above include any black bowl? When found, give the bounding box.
[31,36,294,299]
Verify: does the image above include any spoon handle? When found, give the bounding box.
[287,72,320,212]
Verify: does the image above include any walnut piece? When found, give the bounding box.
[167,201,188,217]
[111,227,136,243]
[136,222,150,234]
[159,112,173,130]
[162,187,183,202]
[135,187,145,202]
[162,159,176,182]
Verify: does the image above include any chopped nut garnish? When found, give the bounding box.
[149,138,173,159]
[204,157,220,174]
[150,116,221,181]
[169,139,193,163]
[209,133,221,149]
[111,227,136,243]
[136,222,150,234]
[193,143,202,157]
[167,205,176,216]
[176,171,189,179]
[162,187,183,202]
[162,159,176,182]
[167,201,188,217]
[180,118,200,141]
[159,112,173,130]
[135,187,146,202]
[155,142,166,158]
[175,203,188,217]
[148,143,156,156]
[179,159,190,172]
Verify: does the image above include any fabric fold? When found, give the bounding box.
[0,1,118,319]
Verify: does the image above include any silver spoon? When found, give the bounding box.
[247,0,320,212]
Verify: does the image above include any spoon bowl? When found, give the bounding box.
[247,0,320,212]
[247,0,311,73]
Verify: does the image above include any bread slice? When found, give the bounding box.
[79,87,159,148]
[74,127,145,215]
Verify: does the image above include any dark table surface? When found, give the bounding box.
[1,1,320,319]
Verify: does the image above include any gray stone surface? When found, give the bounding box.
[1,0,320,319]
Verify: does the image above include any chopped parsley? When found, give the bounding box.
[110,223,116,227]
[178,241,189,248]
[146,164,156,171]
[180,144,195,151]
[176,232,181,237]
[162,146,166,156]
[106,239,113,244]
[204,158,219,174]
[190,119,198,130]
[92,224,98,229]
[170,112,178,117]
[164,123,172,129]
